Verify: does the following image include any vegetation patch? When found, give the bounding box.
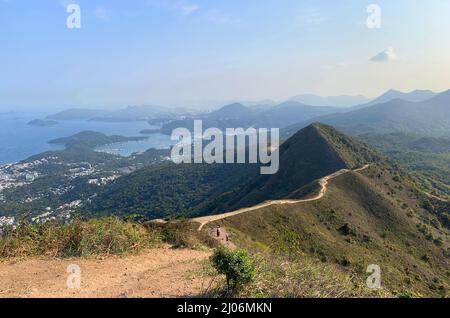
[0,217,161,259]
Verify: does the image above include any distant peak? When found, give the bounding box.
[410,89,434,93]
[219,102,246,110]
[438,88,450,95]
[226,102,245,107]
[428,88,450,102]
[384,89,402,95]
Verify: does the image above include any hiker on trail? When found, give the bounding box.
[216,227,221,237]
[226,234,229,242]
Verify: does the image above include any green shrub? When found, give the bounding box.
[210,248,256,293]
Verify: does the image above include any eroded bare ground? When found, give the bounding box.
[0,246,215,298]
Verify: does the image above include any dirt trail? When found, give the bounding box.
[208,227,236,250]
[0,247,214,298]
[193,165,369,230]
[424,192,448,202]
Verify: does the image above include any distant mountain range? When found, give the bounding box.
[47,105,181,122]
[45,88,448,139]
[160,101,344,134]
[360,89,437,108]
[289,94,370,107]
[256,102,343,128]
[284,89,450,138]
[47,108,113,121]
[27,119,58,127]
[288,89,437,109]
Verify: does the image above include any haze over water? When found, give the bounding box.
[0,111,172,164]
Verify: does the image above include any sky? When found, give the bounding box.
[1,0,450,110]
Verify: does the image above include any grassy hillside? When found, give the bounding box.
[208,165,450,297]
[86,163,258,219]
[360,133,450,199]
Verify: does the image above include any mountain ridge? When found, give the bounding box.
[195,123,385,215]
[283,89,450,138]
[289,94,370,107]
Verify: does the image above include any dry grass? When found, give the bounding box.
[0,217,161,259]
[241,254,392,298]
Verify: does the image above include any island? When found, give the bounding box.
[140,128,161,135]
[27,119,58,127]
[48,131,148,149]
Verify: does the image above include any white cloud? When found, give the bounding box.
[146,1,238,25]
[370,47,399,63]
[178,3,200,15]
[295,8,327,28]
[147,0,200,16]
[203,9,239,25]
[93,7,110,21]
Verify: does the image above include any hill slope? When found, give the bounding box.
[209,165,450,297]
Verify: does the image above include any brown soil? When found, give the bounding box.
[0,246,215,298]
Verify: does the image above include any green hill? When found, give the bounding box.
[208,165,450,297]
[85,162,258,219]
[49,131,147,149]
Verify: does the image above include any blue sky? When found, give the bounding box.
[1,0,450,109]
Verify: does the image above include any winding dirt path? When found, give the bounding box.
[193,165,369,231]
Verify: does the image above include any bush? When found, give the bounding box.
[210,248,256,294]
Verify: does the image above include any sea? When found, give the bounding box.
[0,111,174,164]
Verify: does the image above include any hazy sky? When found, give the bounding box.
[1,0,450,109]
